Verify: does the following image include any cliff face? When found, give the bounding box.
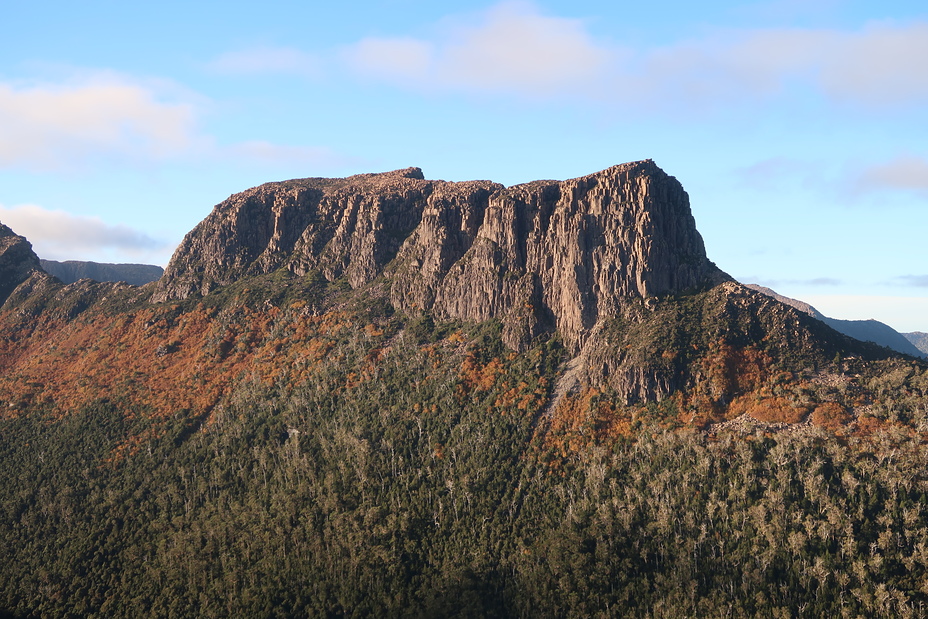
[152,167,441,301]
[0,163,909,420]
[0,223,43,306]
[155,160,726,350]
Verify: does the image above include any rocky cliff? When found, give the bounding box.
[154,161,727,350]
[0,223,43,306]
[0,163,908,415]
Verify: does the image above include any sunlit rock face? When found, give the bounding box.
[153,161,727,350]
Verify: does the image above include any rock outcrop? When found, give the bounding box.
[154,161,727,350]
[40,260,163,286]
[0,223,43,307]
[153,167,444,300]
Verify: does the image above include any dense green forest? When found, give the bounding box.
[2,278,928,617]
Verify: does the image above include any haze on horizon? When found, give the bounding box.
[1,0,925,331]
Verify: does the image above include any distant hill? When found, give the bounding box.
[40,259,163,286]
[746,284,926,358]
[905,332,928,355]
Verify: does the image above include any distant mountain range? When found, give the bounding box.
[746,284,926,358]
[39,259,163,286]
[906,332,928,355]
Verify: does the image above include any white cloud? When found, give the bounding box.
[347,38,434,84]
[344,1,612,96]
[0,76,200,170]
[817,22,928,104]
[0,203,172,263]
[340,2,928,109]
[854,155,928,196]
[0,72,353,172]
[637,22,928,109]
[208,47,321,77]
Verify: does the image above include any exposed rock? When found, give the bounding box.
[154,161,727,351]
[581,280,894,405]
[422,161,727,350]
[153,167,439,301]
[0,223,43,307]
[40,260,163,286]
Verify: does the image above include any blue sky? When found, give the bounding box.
[2,0,926,331]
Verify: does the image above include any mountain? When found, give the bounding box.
[905,331,928,355]
[1,163,927,617]
[40,259,163,286]
[746,284,926,358]
[742,284,825,318]
[0,223,42,305]
[154,161,725,351]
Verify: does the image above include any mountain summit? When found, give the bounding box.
[154,161,726,350]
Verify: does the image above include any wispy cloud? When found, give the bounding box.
[0,75,200,170]
[735,157,820,191]
[627,21,928,109]
[735,0,841,21]
[0,203,172,263]
[333,2,928,109]
[0,71,354,172]
[853,155,928,197]
[343,1,612,96]
[895,275,928,287]
[207,46,321,77]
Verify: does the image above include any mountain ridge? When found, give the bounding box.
[905,331,928,355]
[39,259,163,286]
[0,161,904,418]
[745,284,926,358]
[0,223,43,306]
[154,160,727,351]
